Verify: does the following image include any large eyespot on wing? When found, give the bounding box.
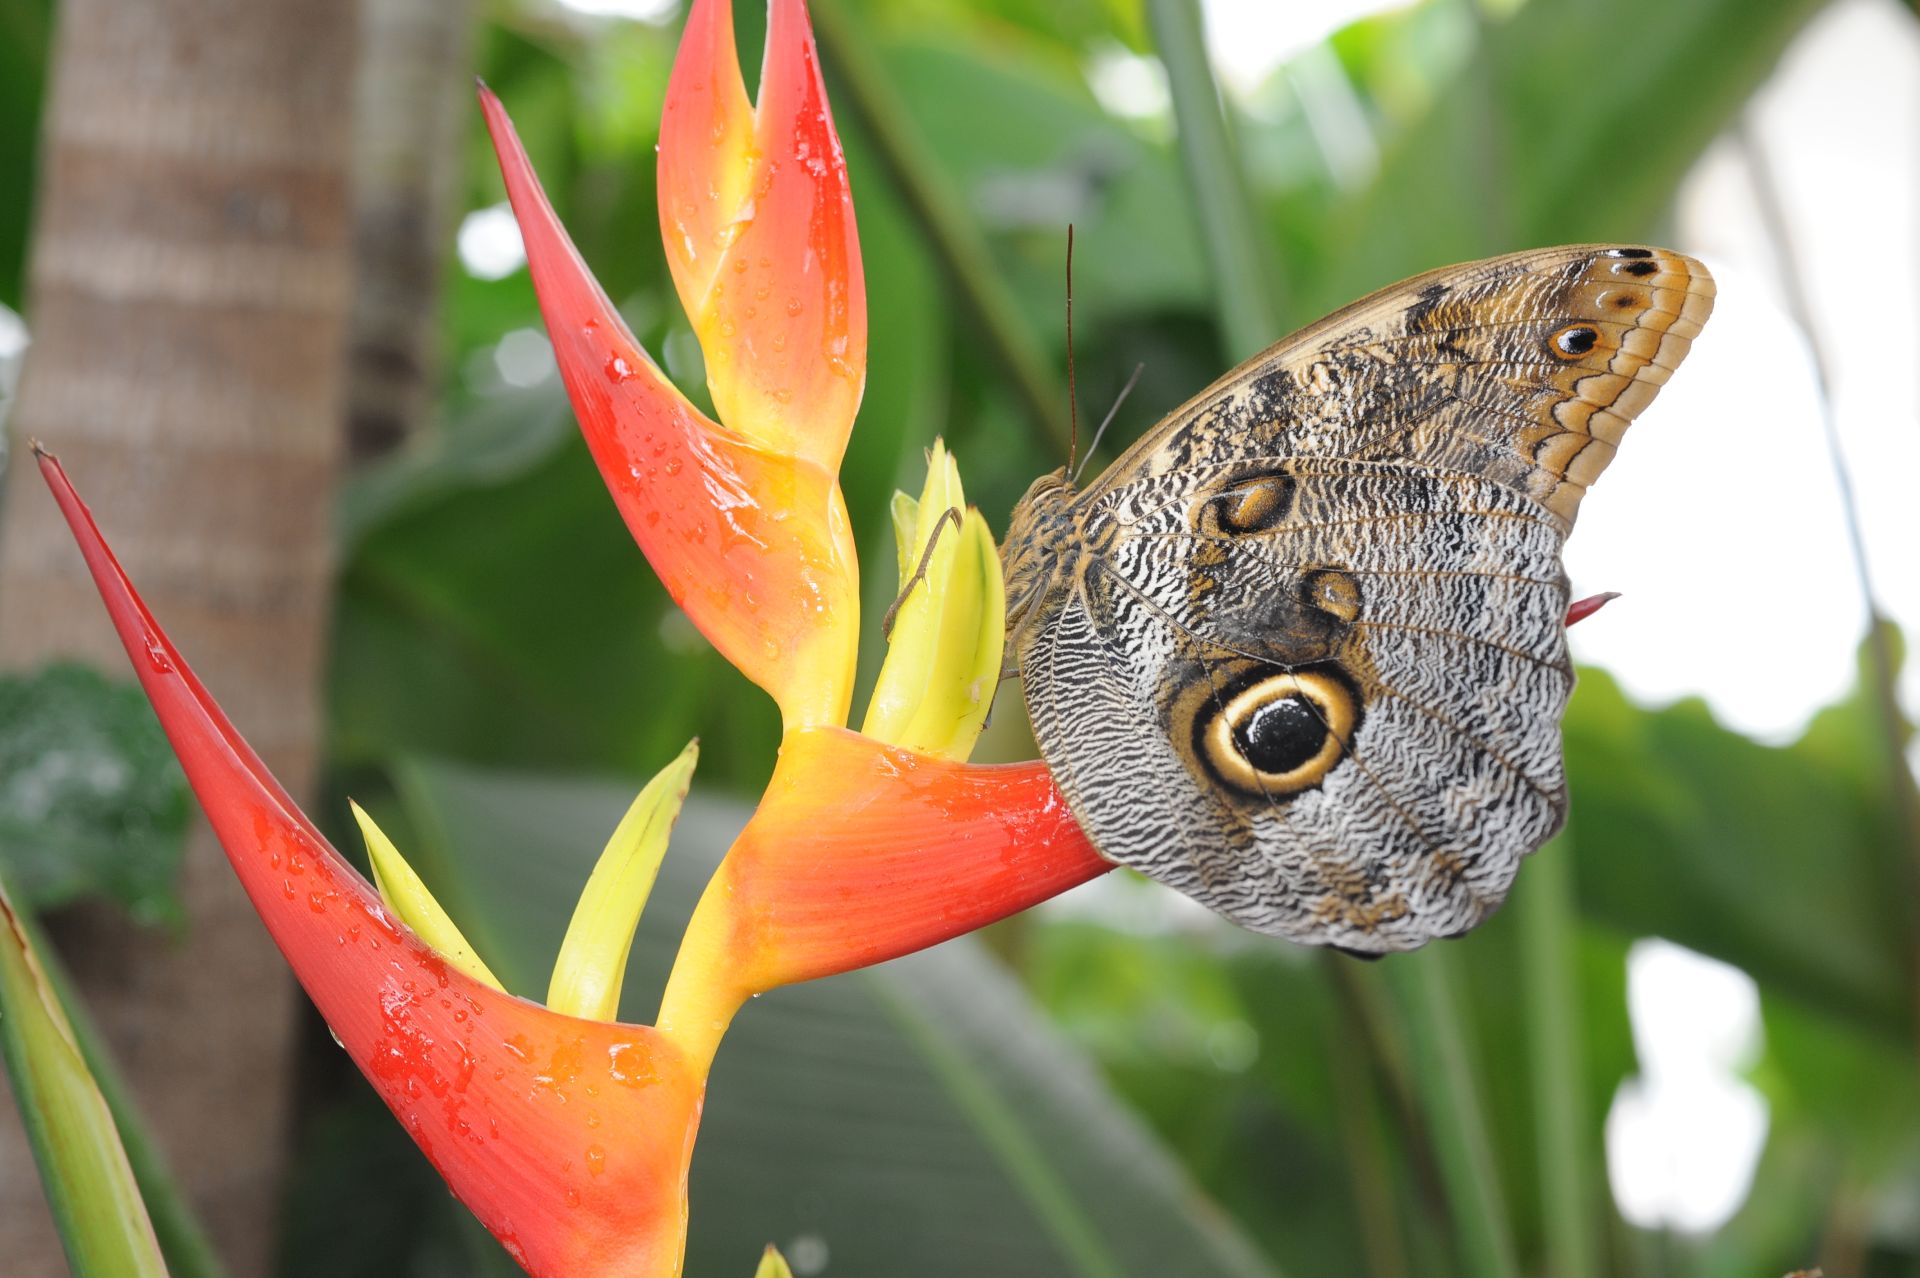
[1081,245,1713,531]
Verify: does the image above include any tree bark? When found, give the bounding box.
[0,1,355,1273]
[346,0,474,465]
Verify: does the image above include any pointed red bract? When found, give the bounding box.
[38,453,704,1278]
[659,0,867,473]
[481,86,859,730]
[658,727,1109,1065]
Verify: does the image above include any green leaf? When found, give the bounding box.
[547,739,696,1020]
[0,871,167,1277]
[0,0,51,308]
[1564,666,1911,1039]
[364,758,1284,1278]
[1292,0,1833,319]
[0,664,190,924]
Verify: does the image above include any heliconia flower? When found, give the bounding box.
[36,454,708,1278]
[547,740,699,1022]
[352,802,506,993]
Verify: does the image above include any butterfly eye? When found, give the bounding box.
[1200,669,1357,799]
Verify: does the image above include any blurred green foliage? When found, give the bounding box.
[0,0,52,309]
[0,665,188,925]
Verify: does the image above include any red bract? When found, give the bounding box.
[39,451,703,1278]
[483,74,860,731]
[657,728,1106,1065]
[659,0,866,473]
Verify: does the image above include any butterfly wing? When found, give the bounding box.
[1022,245,1712,950]
[1086,245,1714,527]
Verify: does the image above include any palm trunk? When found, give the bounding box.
[0,1,355,1272]
[346,0,474,464]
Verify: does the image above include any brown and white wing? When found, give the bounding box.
[1087,245,1714,528]
[1028,458,1573,951]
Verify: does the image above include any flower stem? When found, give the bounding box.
[1517,838,1596,1278]
[1388,948,1521,1278]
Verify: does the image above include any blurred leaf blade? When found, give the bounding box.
[1299,0,1833,315]
[0,873,168,1278]
[1564,665,1912,1040]
[1387,949,1520,1278]
[1144,0,1281,358]
[1514,840,1596,1278]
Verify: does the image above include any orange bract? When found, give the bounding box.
[659,0,867,473]
[482,85,859,731]
[659,727,1107,1066]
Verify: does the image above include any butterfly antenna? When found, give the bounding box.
[1064,225,1079,473]
[1072,361,1145,485]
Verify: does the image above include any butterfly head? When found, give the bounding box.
[1000,467,1079,662]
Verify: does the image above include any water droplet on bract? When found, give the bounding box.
[142,635,173,673]
[585,1145,607,1176]
[329,1026,345,1050]
[664,457,683,477]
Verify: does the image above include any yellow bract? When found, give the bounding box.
[350,801,505,993]
[861,441,1006,761]
[547,740,699,1022]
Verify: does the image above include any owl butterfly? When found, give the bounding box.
[1003,245,1713,953]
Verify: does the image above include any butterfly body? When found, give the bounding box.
[1005,246,1714,952]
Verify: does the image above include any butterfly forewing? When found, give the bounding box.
[1086,246,1714,527]
[1013,245,1714,951]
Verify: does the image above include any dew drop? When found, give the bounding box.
[142,635,173,673]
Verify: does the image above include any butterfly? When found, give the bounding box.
[1002,246,1714,953]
